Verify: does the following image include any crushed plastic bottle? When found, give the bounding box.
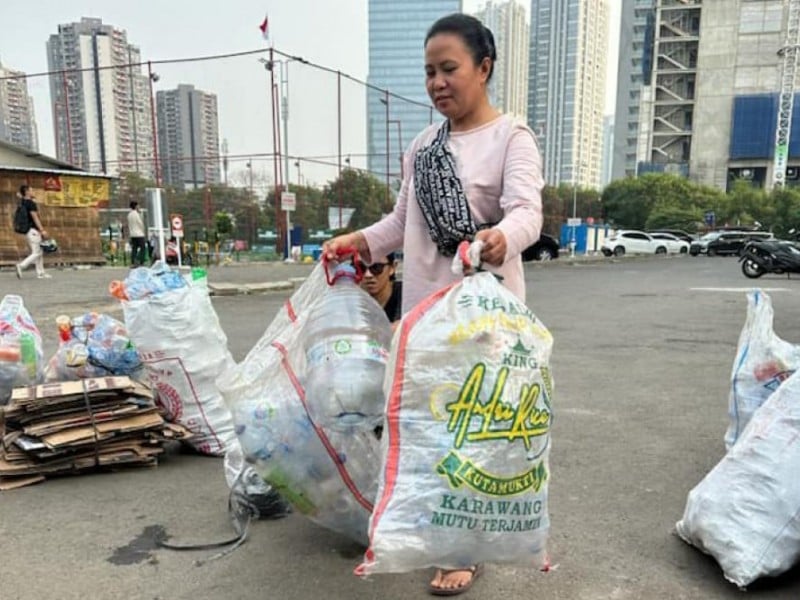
[303,263,392,430]
[109,262,189,301]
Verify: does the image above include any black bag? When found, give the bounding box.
[13,201,29,234]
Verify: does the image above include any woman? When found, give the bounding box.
[357,253,402,323]
[326,13,543,596]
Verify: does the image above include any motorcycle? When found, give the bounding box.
[740,235,800,279]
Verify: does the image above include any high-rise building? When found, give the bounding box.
[528,0,609,189]
[47,18,154,177]
[0,62,39,152]
[473,1,530,120]
[612,0,655,180]
[635,0,793,191]
[156,84,220,189]
[367,0,462,183]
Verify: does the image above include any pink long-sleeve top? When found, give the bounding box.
[362,114,544,313]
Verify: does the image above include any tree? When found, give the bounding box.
[215,211,234,236]
[322,168,393,232]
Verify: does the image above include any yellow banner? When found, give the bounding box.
[42,177,109,207]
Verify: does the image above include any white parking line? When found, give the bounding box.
[690,287,793,293]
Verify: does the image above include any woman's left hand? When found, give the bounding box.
[475,228,507,266]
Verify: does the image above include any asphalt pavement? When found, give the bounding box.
[1,255,800,599]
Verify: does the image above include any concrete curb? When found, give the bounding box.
[208,280,295,297]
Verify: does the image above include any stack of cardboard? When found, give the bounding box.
[0,376,191,490]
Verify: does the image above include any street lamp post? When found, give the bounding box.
[388,119,403,179]
[147,62,161,186]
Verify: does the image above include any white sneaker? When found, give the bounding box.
[37,273,52,279]
[15,264,22,279]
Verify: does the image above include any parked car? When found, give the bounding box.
[521,233,560,261]
[649,232,690,254]
[601,230,667,257]
[648,229,695,244]
[690,231,774,256]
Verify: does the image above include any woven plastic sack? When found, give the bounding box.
[726,290,800,449]
[217,263,384,544]
[0,295,43,405]
[677,368,800,588]
[122,274,236,456]
[357,269,554,575]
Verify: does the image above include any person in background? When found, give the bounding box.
[127,201,146,267]
[325,13,543,596]
[358,253,402,323]
[15,185,51,280]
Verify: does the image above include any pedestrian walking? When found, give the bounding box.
[127,201,147,267]
[15,185,51,279]
[325,13,544,595]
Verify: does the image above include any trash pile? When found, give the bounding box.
[677,290,800,588]
[0,295,43,406]
[0,376,191,490]
[44,312,142,382]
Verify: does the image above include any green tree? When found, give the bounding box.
[322,168,393,232]
[215,211,234,236]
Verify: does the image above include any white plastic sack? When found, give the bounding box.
[218,264,383,544]
[677,369,800,588]
[357,270,554,576]
[123,276,236,455]
[726,290,800,449]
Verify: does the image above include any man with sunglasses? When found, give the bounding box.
[356,253,402,323]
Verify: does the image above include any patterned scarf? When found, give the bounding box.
[413,121,478,257]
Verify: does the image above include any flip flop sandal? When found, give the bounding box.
[428,564,484,596]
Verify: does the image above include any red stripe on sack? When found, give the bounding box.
[271,340,374,513]
[285,299,297,323]
[357,282,457,576]
[146,356,224,453]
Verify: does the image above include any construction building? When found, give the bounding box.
[636,0,797,190]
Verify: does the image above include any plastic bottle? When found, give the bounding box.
[109,280,130,301]
[19,333,37,381]
[302,263,392,430]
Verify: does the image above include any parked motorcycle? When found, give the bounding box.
[740,235,800,279]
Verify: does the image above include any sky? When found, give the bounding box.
[0,0,620,188]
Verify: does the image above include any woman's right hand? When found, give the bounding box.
[322,231,368,262]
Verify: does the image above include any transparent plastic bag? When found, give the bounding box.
[122,272,236,456]
[0,295,43,405]
[357,270,554,576]
[726,290,800,449]
[677,369,800,588]
[44,313,143,382]
[218,262,387,544]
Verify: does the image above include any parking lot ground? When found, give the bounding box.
[1,256,800,599]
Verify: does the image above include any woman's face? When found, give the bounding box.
[425,32,490,121]
[359,256,395,299]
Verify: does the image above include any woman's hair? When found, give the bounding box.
[130,201,138,210]
[19,184,29,196]
[425,13,497,81]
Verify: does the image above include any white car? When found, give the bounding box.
[601,230,668,257]
[649,232,690,254]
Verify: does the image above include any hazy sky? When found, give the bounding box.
[0,0,620,187]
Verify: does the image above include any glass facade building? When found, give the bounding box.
[367,0,462,185]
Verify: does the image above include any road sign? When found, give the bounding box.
[567,218,582,227]
[170,214,184,238]
[281,192,296,212]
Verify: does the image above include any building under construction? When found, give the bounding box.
[636,0,798,190]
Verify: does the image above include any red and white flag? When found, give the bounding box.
[259,14,269,41]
